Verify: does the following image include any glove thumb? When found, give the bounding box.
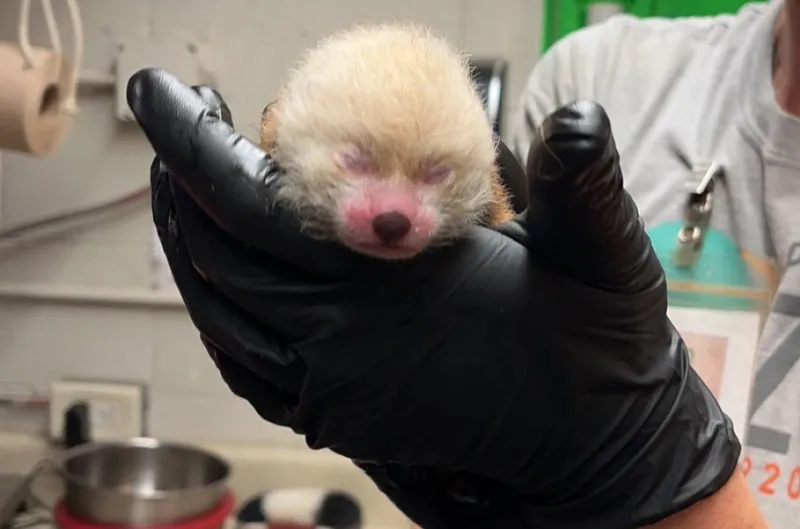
[524,100,664,294]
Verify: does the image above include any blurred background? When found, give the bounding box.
[0,1,759,528]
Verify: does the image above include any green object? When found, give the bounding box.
[542,0,766,53]
[648,222,758,311]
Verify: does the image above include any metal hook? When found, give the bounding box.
[673,162,724,268]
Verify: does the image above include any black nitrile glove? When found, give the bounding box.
[128,68,740,529]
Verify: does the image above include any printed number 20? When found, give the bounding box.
[741,457,800,499]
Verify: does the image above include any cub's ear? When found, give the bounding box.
[259,101,280,151]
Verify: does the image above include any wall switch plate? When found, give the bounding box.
[49,380,143,442]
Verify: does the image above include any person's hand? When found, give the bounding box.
[128,68,740,529]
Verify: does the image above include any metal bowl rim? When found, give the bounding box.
[60,437,230,499]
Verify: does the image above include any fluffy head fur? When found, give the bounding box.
[261,23,509,260]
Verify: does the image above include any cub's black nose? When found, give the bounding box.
[372,211,412,243]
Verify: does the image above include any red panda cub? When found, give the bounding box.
[259,23,513,260]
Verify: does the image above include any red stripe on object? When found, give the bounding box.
[54,493,235,529]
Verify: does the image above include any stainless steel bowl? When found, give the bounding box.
[60,437,230,526]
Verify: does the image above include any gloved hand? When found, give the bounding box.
[128,68,740,529]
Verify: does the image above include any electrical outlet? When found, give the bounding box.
[49,380,143,442]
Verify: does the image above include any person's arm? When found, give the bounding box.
[649,471,766,528]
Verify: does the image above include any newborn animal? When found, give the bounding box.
[259,23,514,260]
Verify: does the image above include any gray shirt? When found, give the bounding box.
[511,1,800,526]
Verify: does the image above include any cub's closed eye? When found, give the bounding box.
[335,148,374,174]
[420,164,452,185]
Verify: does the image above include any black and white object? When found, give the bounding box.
[468,58,508,137]
[235,488,361,529]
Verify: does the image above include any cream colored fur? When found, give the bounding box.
[266,23,499,243]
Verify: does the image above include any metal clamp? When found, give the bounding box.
[672,162,723,268]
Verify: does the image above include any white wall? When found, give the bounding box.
[0,0,543,446]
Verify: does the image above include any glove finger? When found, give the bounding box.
[152,175,306,395]
[524,100,664,295]
[494,140,528,214]
[129,67,360,277]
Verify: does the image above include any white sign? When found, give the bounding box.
[667,306,761,446]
